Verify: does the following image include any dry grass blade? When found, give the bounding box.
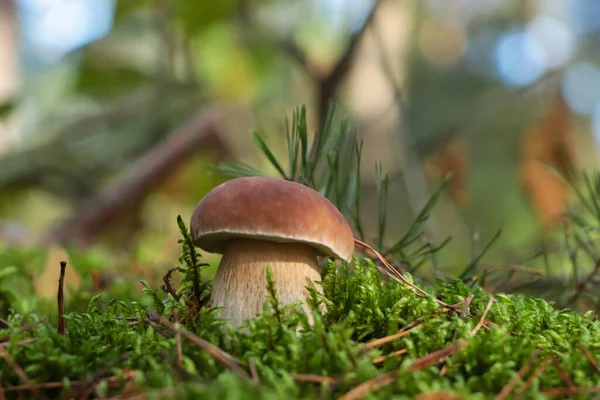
[292,374,339,384]
[409,341,468,372]
[372,349,407,364]
[415,391,466,400]
[439,364,448,376]
[148,314,250,381]
[578,344,600,375]
[460,295,474,318]
[354,239,456,311]
[470,297,494,336]
[495,349,539,400]
[340,341,468,400]
[542,386,600,397]
[337,369,397,400]
[4,374,137,396]
[5,381,71,392]
[549,355,575,389]
[364,323,423,349]
[0,319,46,343]
[517,354,552,395]
[104,387,181,400]
[0,339,37,348]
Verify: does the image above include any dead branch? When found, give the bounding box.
[238,0,383,131]
[49,105,230,246]
[313,0,384,128]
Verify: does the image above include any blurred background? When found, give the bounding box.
[1,0,600,307]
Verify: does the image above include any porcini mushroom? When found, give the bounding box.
[190,176,354,327]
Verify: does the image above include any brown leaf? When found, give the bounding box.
[423,130,470,207]
[415,391,467,400]
[520,91,574,227]
[34,246,81,299]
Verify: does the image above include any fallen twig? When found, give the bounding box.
[0,346,46,399]
[460,295,474,318]
[0,319,46,343]
[542,386,600,397]
[339,341,468,400]
[0,338,37,348]
[292,374,339,384]
[409,341,468,372]
[549,355,575,389]
[372,349,407,365]
[495,349,540,400]
[354,239,459,312]
[337,369,397,400]
[248,357,259,386]
[50,105,229,246]
[104,386,181,400]
[578,343,600,375]
[7,369,137,397]
[364,323,423,349]
[517,354,552,395]
[147,313,250,381]
[470,297,494,336]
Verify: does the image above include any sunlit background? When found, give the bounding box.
[2,0,600,299]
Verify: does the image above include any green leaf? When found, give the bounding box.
[113,0,152,22]
[0,99,15,119]
[173,0,239,36]
[74,57,150,99]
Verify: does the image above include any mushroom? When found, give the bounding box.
[189,176,354,327]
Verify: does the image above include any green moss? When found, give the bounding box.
[0,220,598,400]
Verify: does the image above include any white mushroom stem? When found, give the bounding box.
[210,238,322,328]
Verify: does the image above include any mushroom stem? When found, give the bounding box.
[210,238,321,328]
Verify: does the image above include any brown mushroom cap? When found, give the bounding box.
[190,176,355,261]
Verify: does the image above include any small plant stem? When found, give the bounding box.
[173,310,182,369]
[57,261,66,336]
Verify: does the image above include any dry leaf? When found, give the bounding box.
[423,130,470,207]
[415,391,466,400]
[34,245,81,299]
[520,91,574,227]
